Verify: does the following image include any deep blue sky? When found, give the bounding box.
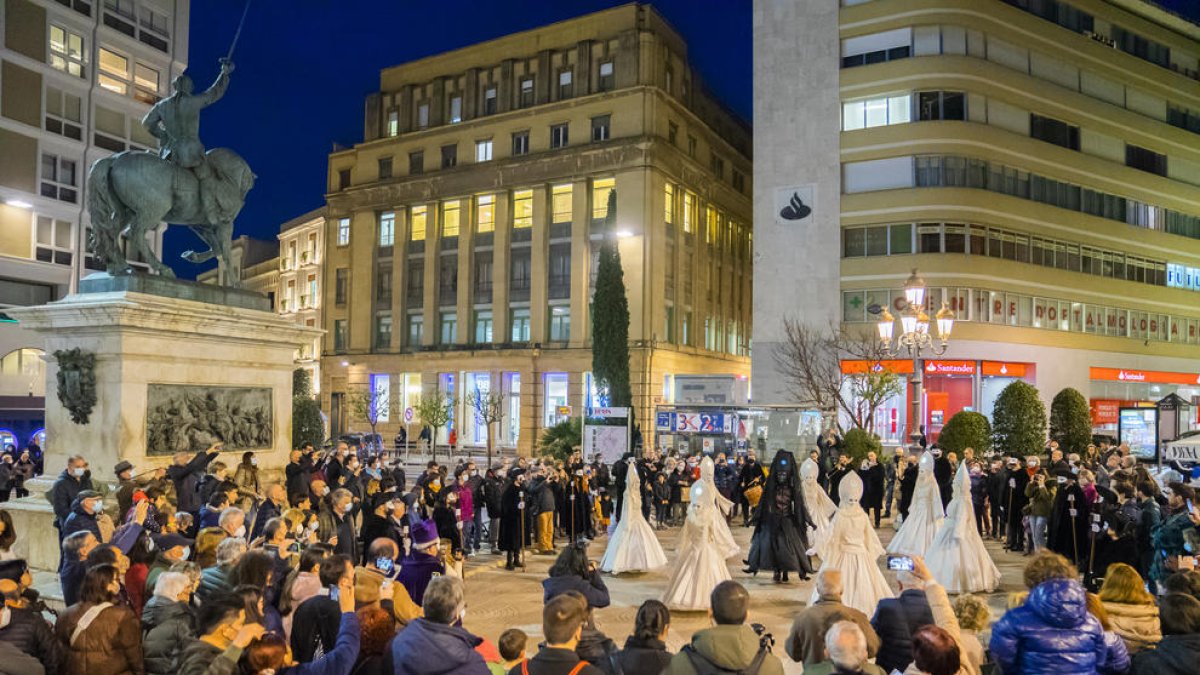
[173,0,752,278]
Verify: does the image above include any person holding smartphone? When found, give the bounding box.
[355,538,421,625]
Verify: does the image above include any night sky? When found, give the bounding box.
[173,0,752,278]
[176,1,1198,279]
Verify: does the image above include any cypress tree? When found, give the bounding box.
[591,190,632,416]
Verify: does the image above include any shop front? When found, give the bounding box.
[1088,367,1200,440]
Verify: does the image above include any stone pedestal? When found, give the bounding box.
[9,283,320,473]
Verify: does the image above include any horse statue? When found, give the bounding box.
[87,147,254,288]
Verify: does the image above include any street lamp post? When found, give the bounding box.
[876,269,955,449]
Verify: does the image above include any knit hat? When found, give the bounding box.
[411,519,438,550]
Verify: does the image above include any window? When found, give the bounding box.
[668,122,678,145]
[474,310,493,343]
[35,215,73,265]
[476,194,495,233]
[664,304,675,343]
[558,69,573,98]
[551,123,569,149]
[375,313,392,349]
[1167,105,1200,136]
[45,86,83,140]
[474,252,493,302]
[337,169,350,190]
[841,28,912,68]
[409,151,424,175]
[417,102,429,129]
[592,178,615,221]
[548,243,571,299]
[98,47,129,94]
[1126,144,1167,177]
[336,217,351,246]
[512,190,533,229]
[710,154,725,179]
[1031,114,1080,150]
[475,139,493,163]
[520,77,534,108]
[441,144,457,168]
[544,373,569,427]
[439,311,457,344]
[664,184,675,224]
[1112,25,1170,68]
[406,262,424,304]
[551,184,573,224]
[406,314,423,347]
[681,310,692,345]
[511,308,531,341]
[378,211,395,247]
[598,60,615,91]
[378,157,393,179]
[335,268,349,305]
[387,110,399,137]
[917,91,965,121]
[40,153,77,203]
[483,86,497,115]
[442,200,461,238]
[665,65,674,95]
[449,95,462,123]
[591,115,610,142]
[333,320,348,351]
[512,131,530,156]
[682,192,695,233]
[842,94,911,130]
[732,169,746,194]
[438,255,457,304]
[549,306,570,341]
[510,250,532,300]
[49,26,85,77]
[687,135,697,157]
[133,63,159,103]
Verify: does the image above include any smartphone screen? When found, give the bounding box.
[329,586,340,602]
[376,556,395,575]
[886,555,914,572]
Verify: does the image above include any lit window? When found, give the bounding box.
[664,184,675,224]
[552,184,573,224]
[544,372,569,427]
[475,139,493,163]
[476,194,495,233]
[558,69,573,98]
[442,200,461,237]
[520,77,535,107]
[549,306,570,341]
[513,190,533,229]
[49,26,85,78]
[417,103,429,129]
[474,310,493,343]
[35,215,73,266]
[440,311,458,344]
[449,95,462,124]
[511,308,531,341]
[592,178,615,221]
[598,60,614,90]
[133,63,160,103]
[378,211,395,247]
[45,86,83,140]
[98,47,129,94]
[682,192,695,233]
[411,206,427,241]
[336,217,351,246]
[387,110,398,137]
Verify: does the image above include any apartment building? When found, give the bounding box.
[277,208,325,392]
[755,0,1200,446]
[0,0,188,447]
[323,3,752,455]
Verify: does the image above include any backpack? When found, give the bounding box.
[680,635,772,675]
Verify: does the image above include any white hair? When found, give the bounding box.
[218,507,245,528]
[153,571,192,600]
[826,621,868,670]
[815,569,843,598]
[216,536,248,566]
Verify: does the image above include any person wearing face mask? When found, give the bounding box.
[309,478,332,514]
[60,490,105,547]
[355,538,421,625]
[113,460,166,522]
[233,452,262,513]
[56,563,143,675]
[290,554,355,663]
[141,571,198,675]
[1024,463,1056,554]
[177,592,267,675]
[341,455,365,505]
[325,443,349,489]
[0,560,64,673]
[145,532,193,594]
[1048,468,1089,565]
[315,488,358,561]
[252,483,286,541]
[50,455,96,540]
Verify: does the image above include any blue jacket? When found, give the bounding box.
[1099,630,1130,675]
[990,578,1107,675]
[60,500,101,543]
[389,618,490,675]
[282,612,360,675]
[542,570,610,609]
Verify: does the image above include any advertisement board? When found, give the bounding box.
[1118,407,1159,460]
[674,412,732,434]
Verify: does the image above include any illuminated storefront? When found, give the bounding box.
[1089,367,1200,439]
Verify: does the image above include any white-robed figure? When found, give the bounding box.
[600,457,668,574]
[810,471,893,616]
[662,459,732,610]
[692,457,738,559]
[800,457,836,552]
[926,461,1002,593]
[887,450,945,557]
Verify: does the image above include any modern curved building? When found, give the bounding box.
[754,0,1200,448]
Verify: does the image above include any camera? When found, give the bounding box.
[750,623,775,650]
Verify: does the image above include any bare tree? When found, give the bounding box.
[348,385,394,449]
[413,386,455,463]
[466,388,506,468]
[773,319,903,433]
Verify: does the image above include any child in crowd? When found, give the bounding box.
[490,628,527,675]
[653,473,670,530]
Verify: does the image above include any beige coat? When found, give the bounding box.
[900,583,978,675]
[1102,601,1162,653]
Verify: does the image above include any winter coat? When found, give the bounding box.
[512,647,603,675]
[389,618,490,675]
[286,461,310,501]
[482,477,505,515]
[1025,479,1056,518]
[858,463,885,509]
[787,595,880,666]
[1099,630,1131,675]
[232,463,260,511]
[969,474,988,508]
[165,451,217,515]
[989,577,1107,675]
[713,462,737,497]
[1151,512,1194,583]
[528,477,556,515]
[279,612,360,675]
[60,500,102,543]
[614,636,673,675]
[290,595,341,664]
[664,624,783,675]
[177,640,240,675]
[196,564,233,605]
[542,570,610,609]
[140,595,195,675]
[870,589,935,674]
[49,470,94,528]
[576,627,619,675]
[1102,601,1161,653]
[0,605,64,673]
[498,483,525,553]
[1130,633,1200,675]
[898,467,918,518]
[55,601,144,675]
[282,571,322,638]
[396,550,445,606]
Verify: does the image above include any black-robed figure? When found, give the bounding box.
[1048,471,1090,565]
[744,450,814,583]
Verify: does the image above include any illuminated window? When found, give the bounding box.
[98,47,129,94]
[442,200,461,237]
[682,192,695,233]
[133,63,159,103]
[475,139,493,162]
[592,178,615,221]
[476,194,495,233]
[449,95,462,123]
[417,103,429,129]
[598,60,614,91]
[707,208,718,244]
[410,206,427,241]
[49,26,85,77]
[378,211,395,247]
[552,184,572,224]
[664,184,674,224]
[558,69,573,99]
[513,190,533,229]
[520,78,534,107]
[842,94,911,131]
[387,110,398,136]
[336,217,350,246]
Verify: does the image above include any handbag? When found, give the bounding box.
[745,485,763,507]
